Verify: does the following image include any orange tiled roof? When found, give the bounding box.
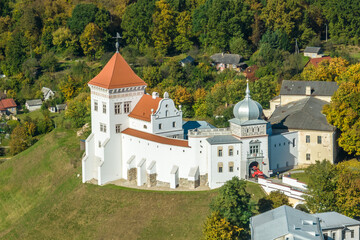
[305,56,332,68]
[122,128,189,148]
[128,94,162,122]
[0,98,16,111]
[88,52,147,89]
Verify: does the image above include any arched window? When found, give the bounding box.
[165,110,169,117]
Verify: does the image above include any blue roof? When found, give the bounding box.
[183,121,215,139]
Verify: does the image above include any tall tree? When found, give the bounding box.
[203,211,243,240]
[173,11,193,52]
[68,4,98,35]
[80,23,104,59]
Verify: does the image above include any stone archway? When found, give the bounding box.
[248,161,259,178]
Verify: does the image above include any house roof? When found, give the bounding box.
[206,135,241,145]
[0,98,16,111]
[88,52,147,89]
[313,212,360,230]
[280,80,338,96]
[122,128,189,148]
[269,97,335,131]
[56,104,67,110]
[305,56,332,68]
[304,46,321,54]
[250,205,323,240]
[180,55,195,64]
[128,94,162,122]
[41,87,52,94]
[210,53,242,65]
[26,99,42,106]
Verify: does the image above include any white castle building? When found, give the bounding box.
[82,52,336,189]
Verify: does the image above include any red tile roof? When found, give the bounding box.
[88,52,147,89]
[128,94,162,122]
[305,56,332,68]
[0,98,16,111]
[122,128,189,148]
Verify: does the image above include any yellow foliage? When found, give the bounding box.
[203,211,243,240]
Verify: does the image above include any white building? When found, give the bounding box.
[82,52,333,189]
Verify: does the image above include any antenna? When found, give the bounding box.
[112,32,122,53]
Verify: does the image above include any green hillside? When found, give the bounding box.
[0,128,264,239]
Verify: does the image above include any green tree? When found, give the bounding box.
[65,92,91,128]
[152,0,176,55]
[210,177,254,239]
[40,51,58,72]
[22,57,39,80]
[202,211,243,240]
[259,30,291,52]
[304,160,338,213]
[258,191,292,213]
[80,23,104,59]
[52,27,74,52]
[1,31,27,76]
[68,4,98,35]
[250,75,277,109]
[229,37,252,59]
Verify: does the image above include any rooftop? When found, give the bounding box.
[122,128,189,148]
[26,99,43,106]
[304,46,321,54]
[128,94,162,122]
[179,55,195,64]
[88,52,147,89]
[280,80,338,96]
[269,97,335,131]
[206,135,241,145]
[0,98,16,110]
[305,56,332,68]
[313,212,360,229]
[210,53,242,65]
[251,205,323,240]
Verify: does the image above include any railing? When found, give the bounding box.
[188,127,231,136]
[247,151,264,158]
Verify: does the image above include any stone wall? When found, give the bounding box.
[127,168,137,183]
[200,174,208,186]
[147,173,157,187]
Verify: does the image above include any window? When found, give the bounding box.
[98,141,101,147]
[317,136,322,144]
[159,123,162,130]
[342,231,346,239]
[94,100,98,111]
[306,135,310,143]
[250,145,259,154]
[218,147,223,157]
[100,123,107,133]
[165,110,169,117]
[332,233,336,239]
[323,233,328,240]
[115,124,121,133]
[229,147,233,156]
[351,230,354,238]
[124,101,130,113]
[293,138,296,147]
[218,162,223,173]
[143,125,147,129]
[229,162,234,172]
[172,121,176,128]
[115,102,122,114]
[102,102,106,114]
[306,153,311,161]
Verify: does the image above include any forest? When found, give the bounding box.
[1,0,360,156]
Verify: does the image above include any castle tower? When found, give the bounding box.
[83,52,147,185]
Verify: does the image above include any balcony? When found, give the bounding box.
[247,151,264,158]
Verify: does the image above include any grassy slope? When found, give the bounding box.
[0,128,265,239]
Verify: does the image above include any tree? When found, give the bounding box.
[9,125,30,155]
[173,11,193,52]
[210,177,254,239]
[1,31,27,76]
[250,75,277,109]
[152,0,175,55]
[323,64,360,155]
[68,4,98,35]
[258,191,292,213]
[59,75,80,101]
[229,37,252,59]
[80,23,104,59]
[304,160,338,213]
[259,30,291,52]
[202,211,243,240]
[65,92,91,128]
[22,57,39,80]
[40,51,58,72]
[52,27,74,52]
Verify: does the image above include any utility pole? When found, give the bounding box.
[325,24,328,42]
[295,38,299,54]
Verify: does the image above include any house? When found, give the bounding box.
[305,56,332,68]
[313,212,360,240]
[0,98,17,115]
[304,46,323,58]
[25,99,43,112]
[210,53,244,72]
[251,206,360,240]
[41,87,55,101]
[179,56,195,67]
[56,104,67,113]
[250,205,323,240]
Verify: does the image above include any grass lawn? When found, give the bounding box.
[0,128,265,239]
[288,170,310,184]
[16,109,65,126]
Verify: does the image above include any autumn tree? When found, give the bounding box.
[173,11,193,52]
[203,211,243,240]
[152,0,175,55]
[52,27,74,52]
[258,190,292,213]
[9,125,31,155]
[80,23,104,59]
[210,177,254,239]
[59,75,80,101]
[65,92,91,128]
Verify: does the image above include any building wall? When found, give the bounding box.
[293,129,336,165]
[280,95,332,106]
[26,104,41,112]
[322,225,360,240]
[269,131,298,172]
[129,117,152,133]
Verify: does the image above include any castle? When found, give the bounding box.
[82,52,338,189]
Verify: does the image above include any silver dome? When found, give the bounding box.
[233,81,263,122]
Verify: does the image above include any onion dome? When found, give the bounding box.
[233,80,263,122]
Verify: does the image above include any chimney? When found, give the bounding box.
[152,92,159,99]
[305,86,312,96]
